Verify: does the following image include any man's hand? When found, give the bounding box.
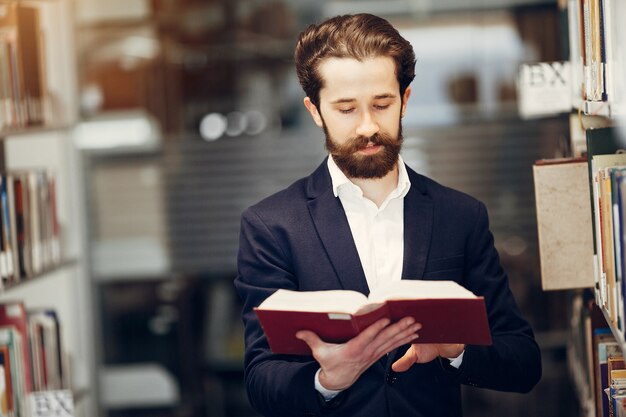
[296,317,421,391]
[391,343,465,372]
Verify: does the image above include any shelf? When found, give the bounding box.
[324,0,556,16]
[1,258,78,293]
[582,101,611,118]
[0,124,72,140]
[598,304,626,355]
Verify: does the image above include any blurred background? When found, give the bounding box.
[72,0,577,416]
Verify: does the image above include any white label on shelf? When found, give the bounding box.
[518,61,572,118]
[27,390,74,417]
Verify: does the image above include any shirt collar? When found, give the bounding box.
[327,154,411,199]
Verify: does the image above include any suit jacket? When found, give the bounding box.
[234,159,541,417]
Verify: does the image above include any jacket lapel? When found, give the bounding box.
[306,159,369,295]
[401,168,434,280]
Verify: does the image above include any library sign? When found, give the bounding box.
[27,390,75,417]
[518,61,571,119]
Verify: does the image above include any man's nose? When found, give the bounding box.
[355,110,380,138]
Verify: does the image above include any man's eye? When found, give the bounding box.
[339,108,354,114]
[374,105,390,110]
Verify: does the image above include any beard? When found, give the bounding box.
[323,120,403,179]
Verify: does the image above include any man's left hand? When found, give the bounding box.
[391,343,465,372]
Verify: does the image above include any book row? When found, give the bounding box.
[568,294,626,417]
[587,128,626,336]
[0,300,68,417]
[0,171,61,289]
[0,1,50,132]
[568,0,620,104]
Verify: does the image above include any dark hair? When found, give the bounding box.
[294,14,416,107]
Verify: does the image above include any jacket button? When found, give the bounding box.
[386,373,397,385]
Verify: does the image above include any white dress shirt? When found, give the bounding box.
[327,154,410,292]
[315,155,463,400]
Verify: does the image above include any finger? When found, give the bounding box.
[295,330,324,351]
[350,318,392,349]
[372,323,420,358]
[363,317,413,348]
[374,330,419,359]
[391,345,419,372]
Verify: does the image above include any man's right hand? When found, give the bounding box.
[296,317,421,391]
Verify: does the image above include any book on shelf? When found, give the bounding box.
[581,0,606,102]
[28,309,67,392]
[0,1,23,131]
[0,170,62,288]
[567,0,584,107]
[608,357,625,417]
[255,280,492,356]
[0,302,32,395]
[12,173,32,281]
[16,4,45,127]
[0,343,15,415]
[533,157,595,290]
[0,302,69,417]
[0,326,26,417]
[591,160,624,327]
[0,1,54,133]
[610,368,626,417]
[593,329,620,417]
[570,0,622,109]
[585,127,626,329]
[0,347,12,412]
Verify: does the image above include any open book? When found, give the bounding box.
[254,280,492,355]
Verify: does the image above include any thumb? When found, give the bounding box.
[296,330,323,350]
[391,345,418,373]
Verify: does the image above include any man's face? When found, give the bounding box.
[304,56,411,179]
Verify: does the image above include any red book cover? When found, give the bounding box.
[0,302,32,392]
[255,281,492,356]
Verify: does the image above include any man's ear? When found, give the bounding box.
[303,97,324,128]
[401,86,412,118]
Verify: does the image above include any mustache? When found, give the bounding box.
[327,132,400,157]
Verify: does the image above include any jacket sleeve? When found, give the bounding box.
[445,201,542,392]
[234,207,333,416]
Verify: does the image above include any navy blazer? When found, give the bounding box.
[234,159,541,417]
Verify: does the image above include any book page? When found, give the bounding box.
[258,289,368,314]
[367,280,477,303]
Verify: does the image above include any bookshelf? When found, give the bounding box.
[0,0,94,416]
[531,1,626,416]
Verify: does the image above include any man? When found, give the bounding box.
[234,13,541,417]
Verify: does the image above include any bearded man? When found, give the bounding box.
[234,13,541,417]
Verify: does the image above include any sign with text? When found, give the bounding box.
[518,61,572,119]
[27,390,74,417]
